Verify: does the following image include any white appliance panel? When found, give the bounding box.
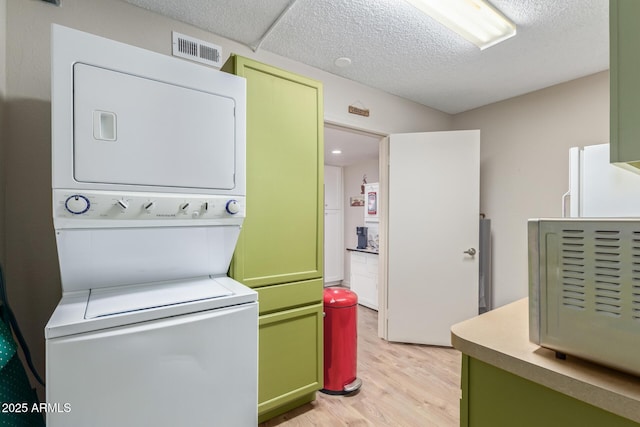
[55,226,240,292]
[73,63,236,190]
[46,302,258,427]
[52,190,245,229]
[567,144,640,217]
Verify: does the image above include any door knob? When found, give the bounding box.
[464,248,476,256]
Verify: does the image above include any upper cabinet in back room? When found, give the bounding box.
[610,0,640,171]
[324,165,344,285]
[324,165,343,210]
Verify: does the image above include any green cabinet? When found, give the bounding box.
[258,300,323,419]
[222,55,324,422]
[224,56,324,288]
[610,0,640,169]
[460,355,639,427]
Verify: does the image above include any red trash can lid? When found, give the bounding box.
[323,287,358,307]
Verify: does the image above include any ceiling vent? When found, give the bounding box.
[172,32,222,68]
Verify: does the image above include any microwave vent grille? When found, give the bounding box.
[632,232,640,321]
[560,227,633,317]
[561,228,586,310]
[593,230,622,317]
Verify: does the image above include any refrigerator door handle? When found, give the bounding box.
[562,190,570,218]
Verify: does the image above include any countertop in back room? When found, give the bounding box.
[346,248,378,255]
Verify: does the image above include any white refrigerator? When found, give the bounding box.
[565,143,640,217]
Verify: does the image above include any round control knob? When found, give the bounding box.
[116,199,129,211]
[65,195,90,215]
[143,201,155,212]
[225,200,240,215]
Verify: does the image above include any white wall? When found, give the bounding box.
[342,158,380,286]
[4,0,453,395]
[452,71,610,308]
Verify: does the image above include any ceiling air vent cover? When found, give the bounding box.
[172,32,222,68]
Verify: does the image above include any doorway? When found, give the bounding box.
[323,123,384,291]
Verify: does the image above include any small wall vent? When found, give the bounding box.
[172,32,222,68]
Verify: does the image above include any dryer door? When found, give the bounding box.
[73,63,237,190]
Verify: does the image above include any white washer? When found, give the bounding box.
[46,276,257,426]
[46,25,256,427]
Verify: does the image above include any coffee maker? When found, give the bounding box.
[356,226,368,249]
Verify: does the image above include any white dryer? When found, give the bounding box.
[46,25,256,427]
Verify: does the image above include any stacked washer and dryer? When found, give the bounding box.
[45,25,257,426]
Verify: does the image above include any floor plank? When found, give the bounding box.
[259,305,461,426]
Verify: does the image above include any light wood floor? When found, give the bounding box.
[260,305,462,426]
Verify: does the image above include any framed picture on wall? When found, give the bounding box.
[350,196,365,207]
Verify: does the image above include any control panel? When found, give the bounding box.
[53,190,245,223]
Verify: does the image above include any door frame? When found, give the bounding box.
[324,120,390,338]
[378,136,390,339]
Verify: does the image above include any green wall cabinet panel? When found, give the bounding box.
[223,55,324,288]
[610,0,640,170]
[223,55,324,422]
[460,355,640,427]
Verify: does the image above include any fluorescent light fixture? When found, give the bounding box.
[331,150,342,154]
[405,0,516,50]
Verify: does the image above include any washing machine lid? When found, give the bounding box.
[85,277,232,319]
[45,276,257,339]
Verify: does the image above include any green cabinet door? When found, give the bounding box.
[223,55,324,288]
[610,0,640,169]
[257,302,323,423]
[461,355,640,427]
[254,278,324,421]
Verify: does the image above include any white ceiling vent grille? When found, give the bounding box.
[172,32,222,68]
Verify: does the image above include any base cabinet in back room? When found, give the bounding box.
[222,55,324,423]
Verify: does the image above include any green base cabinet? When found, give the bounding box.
[460,355,640,427]
[222,55,324,422]
[610,0,640,170]
[258,301,323,422]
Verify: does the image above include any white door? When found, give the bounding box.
[383,130,480,346]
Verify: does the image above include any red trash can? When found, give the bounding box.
[320,287,362,395]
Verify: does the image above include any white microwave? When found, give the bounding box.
[528,218,640,376]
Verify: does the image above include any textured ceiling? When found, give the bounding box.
[122,0,609,115]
